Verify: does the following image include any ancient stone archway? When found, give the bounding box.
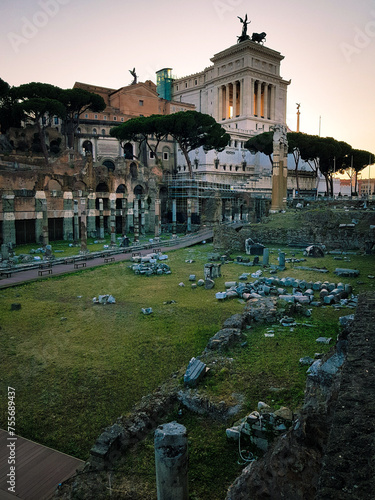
[103,160,115,172]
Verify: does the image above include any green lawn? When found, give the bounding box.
[1,240,374,498]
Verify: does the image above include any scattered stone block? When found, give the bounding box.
[316,337,332,344]
[184,357,207,388]
[204,279,215,290]
[216,292,227,300]
[334,268,360,277]
[141,307,153,315]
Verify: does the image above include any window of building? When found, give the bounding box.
[101,129,105,135]
[185,82,188,88]
[113,116,117,121]
[54,116,59,125]
[195,79,198,85]
[104,115,107,120]
[234,140,237,148]
[139,100,144,106]
[92,128,97,134]
[176,85,179,91]
[149,151,155,159]
[121,117,124,122]
[94,114,98,119]
[163,152,169,161]
[85,114,88,118]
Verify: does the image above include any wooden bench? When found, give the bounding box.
[38,268,53,276]
[74,262,86,269]
[104,256,115,263]
[0,270,12,278]
[39,262,52,269]
[63,258,75,265]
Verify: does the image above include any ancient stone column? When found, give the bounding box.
[80,198,88,253]
[278,251,286,269]
[155,422,188,500]
[187,197,192,233]
[225,200,232,223]
[263,247,269,266]
[172,199,177,236]
[86,192,96,238]
[110,198,116,246]
[155,198,161,237]
[2,193,16,246]
[42,198,49,247]
[99,198,104,239]
[63,191,74,241]
[73,199,79,244]
[140,197,145,235]
[35,191,46,244]
[133,198,139,242]
[121,198,127,236]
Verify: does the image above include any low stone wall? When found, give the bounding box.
[226,293,375,500]
[214,209,375,253]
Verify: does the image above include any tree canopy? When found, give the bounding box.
[60,88,106,148]
[111,111,230,177]
[244,131,273,165]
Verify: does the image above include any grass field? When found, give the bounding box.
[1,238,374,498]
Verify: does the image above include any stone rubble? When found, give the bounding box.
[226,401,294,452]
[92,294,116,305]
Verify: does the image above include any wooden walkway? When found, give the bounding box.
[0,430,84,500]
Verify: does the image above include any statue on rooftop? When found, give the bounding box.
[237,14,251,43]
[129,68,137,85]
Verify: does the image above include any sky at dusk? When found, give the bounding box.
[0,0,374,176]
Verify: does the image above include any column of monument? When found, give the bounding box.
[263,84,268,120]
[256,81,262,117]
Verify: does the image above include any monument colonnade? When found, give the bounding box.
[217,77,276,121]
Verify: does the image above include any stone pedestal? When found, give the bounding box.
[155,422,188,500]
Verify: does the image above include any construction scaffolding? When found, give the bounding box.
[163,175,251,227]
